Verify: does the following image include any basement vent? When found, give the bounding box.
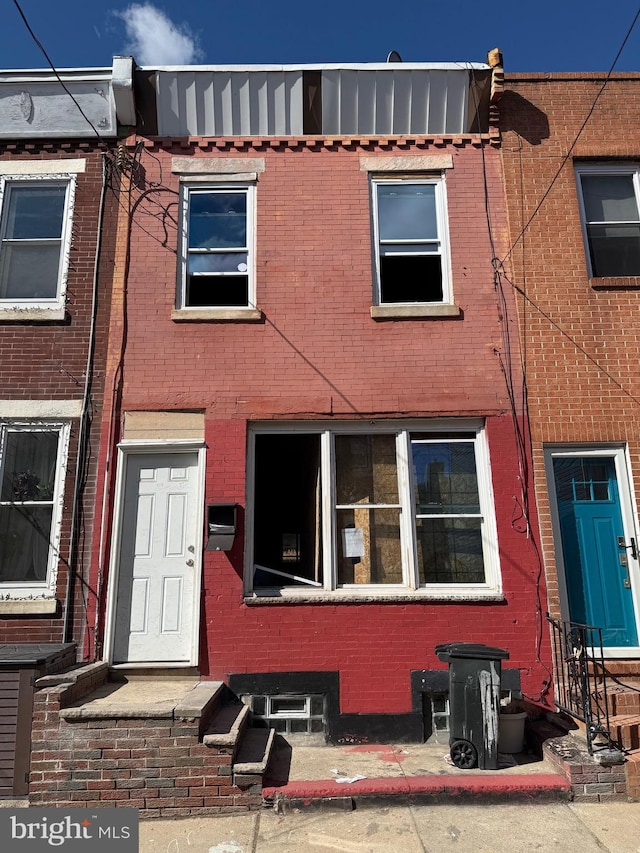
[242,693,326,735]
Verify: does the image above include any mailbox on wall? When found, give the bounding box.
[206,503,238,551]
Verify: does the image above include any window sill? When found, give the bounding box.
[171,307,263,322]
[370,304,462,320]
[0,598,59,615]
[589,276,640,289]
[0,307,66,322]
[244,589,503,605]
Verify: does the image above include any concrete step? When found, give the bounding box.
[234,727,276,789]
[203,701,250,749]
[263,774,571,811]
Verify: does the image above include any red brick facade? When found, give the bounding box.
[0,143,116,648]
[500,73,640,667]
[88,135,551,733]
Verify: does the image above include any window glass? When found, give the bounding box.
[0,428,60,585]
[578,169,640,277]
[581,175,639,223]
[5,185,65,240]
[416,518,484,584]
[250,427,495,592]
[374,181,447,304]
[411,441,480,514]
[378,184,438,241]
[188,191,247,249]
[0,182,68,302]
[335,434,398,504]
[337,507,402,584]
[183,187,251,308]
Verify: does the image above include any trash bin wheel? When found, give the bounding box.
[450,739,478,769]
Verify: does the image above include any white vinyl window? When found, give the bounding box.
[372,178,451,304]
[576,165,640,277]
[178,184,255,309]
[0,422,69,595]
[0,177,75,309]
[247,422,500,597]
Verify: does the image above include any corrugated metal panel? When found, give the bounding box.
[321,68,469,136]
[156,70,304,137]
[0,79,117,139]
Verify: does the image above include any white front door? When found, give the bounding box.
[112,451,200,664]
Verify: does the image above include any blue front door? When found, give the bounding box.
[553,455,638,647]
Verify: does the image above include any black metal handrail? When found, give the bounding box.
[547,615,615,754]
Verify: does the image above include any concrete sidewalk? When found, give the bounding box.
[262,737,571,808]
[140,801,640,852]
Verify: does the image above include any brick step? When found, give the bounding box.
[608,713,640,751]
[623,747,640,800]
[594,684,640,717]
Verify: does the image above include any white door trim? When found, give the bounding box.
[104,440,206,667]
[544,444,640,658]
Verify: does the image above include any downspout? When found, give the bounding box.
[63,152,108,648]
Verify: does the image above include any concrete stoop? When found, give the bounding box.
[28,663,276,817]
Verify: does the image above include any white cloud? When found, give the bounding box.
[116,3,202,65]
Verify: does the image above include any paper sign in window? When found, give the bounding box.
[342,527,365,558]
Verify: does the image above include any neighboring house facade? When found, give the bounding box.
[500,72,640,778]
[0,60,134,795]
[86,53,551,743]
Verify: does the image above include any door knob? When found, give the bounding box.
[186,559,194,566]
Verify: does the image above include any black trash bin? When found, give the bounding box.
[435,642,509,770]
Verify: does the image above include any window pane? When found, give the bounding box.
[186,274,248,307]
[412,441,480,514]
[380,254,442,303]
[270,696,307,714]
[188,192,247,249]
[380,243,438,254]
[337,507,402,584]
[587,224,640,276]
[416,518,485,584]
[335,434,398,504]
[1,431,58,502]
[581,175,639,223]
[0,243,61,299]
[0,505,53,581]
[378,184,437,241]
[4,185,66,239]
[253,434,323,587]
[188,251,248,274]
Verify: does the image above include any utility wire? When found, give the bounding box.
[501,5,640,265]
[11,0,110,148]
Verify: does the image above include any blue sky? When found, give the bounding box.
[5,1,640,72]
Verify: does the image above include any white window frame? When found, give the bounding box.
[575,163,640,278]
[177,182,256,313]
[245,420,501,600]
[0,420,70,598]
[371,176,452,306]
[0,174,76,313]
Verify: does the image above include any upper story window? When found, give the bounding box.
[0,421,69,595]
[246,421,500,599]
[576,165,640,277]
[0,176,74,312]
[372,178,451,305]
[178,184,255,310]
